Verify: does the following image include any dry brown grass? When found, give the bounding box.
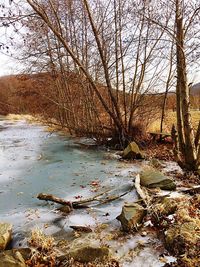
[26,228,56,266]
[148,110,200,133]
[29,228,55,251]
[6,114,38,122]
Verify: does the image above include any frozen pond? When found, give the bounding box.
[0,116,175,266]
[0,117,140,242]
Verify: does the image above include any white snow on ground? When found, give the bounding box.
[114,166,141,177]
[162,161,183,174]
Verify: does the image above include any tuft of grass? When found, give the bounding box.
[29,228,55,252]
[6,114,36,122]
[26,228,56,266]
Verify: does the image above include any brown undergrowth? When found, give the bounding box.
[149,194,200,267]
[25,228,119,267]
[143,142,174,161]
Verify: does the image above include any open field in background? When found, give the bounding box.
[148,110,200,133]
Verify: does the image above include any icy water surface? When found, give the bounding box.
[0,117,140,241]
[0,116,176,266]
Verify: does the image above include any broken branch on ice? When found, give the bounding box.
[37,193,73,208]
[134,174,151,207]
[36,187,130,210]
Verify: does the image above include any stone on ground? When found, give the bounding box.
[117,203,146,232]
[0,249,26,267]
[140,167,176,190]
[0,222,12,250]
[122,142,144,160]
[65,234,110,263]
[69,244,109,263]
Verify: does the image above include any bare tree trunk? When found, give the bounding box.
[82,0,127,144]
[160,40,174,138]
[114,0,119,103]
[195,121,200,148]
[175,0,197,170]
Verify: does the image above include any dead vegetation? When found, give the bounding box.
[25,228,119,267]
[148,193,200,267]
[0,73,162,146]
[130,170,200,267]
[0,73,199,151]
[26,228,56,266]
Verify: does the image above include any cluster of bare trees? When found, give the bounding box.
[1,0,200,170]
[9,0,167,145]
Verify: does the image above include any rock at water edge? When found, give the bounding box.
[117,203,146,232]
[69,245,109,263]
[123,142,144,160]
[0,222,12,250]
[140,168,176,190]
[0,250,26,267]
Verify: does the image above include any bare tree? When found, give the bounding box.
[146,0,200,170]
[20,0,167,147]
[160,40,176,136]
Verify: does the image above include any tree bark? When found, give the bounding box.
[175,0,197,169]
[160,40,174,138]
[37,193,73,207]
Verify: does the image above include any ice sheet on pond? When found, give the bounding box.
[0,116,134,231]
[0,116,176,266]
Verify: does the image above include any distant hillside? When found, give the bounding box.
[0,72,199,123]
[156,82,200,96]
[191,82,200,95]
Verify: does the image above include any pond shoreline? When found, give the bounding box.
[0,115,198,267]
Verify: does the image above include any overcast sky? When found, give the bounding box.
[1,2,200,86]
[1,50,200,87]
[0,53,19,76]
[0,0,24,76]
